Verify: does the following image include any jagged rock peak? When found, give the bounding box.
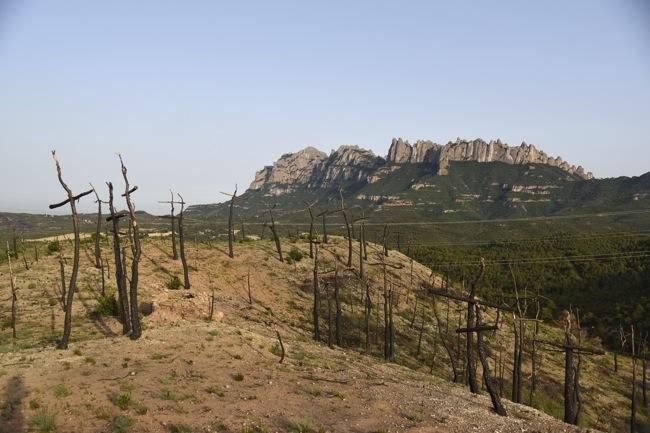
[248,147,327,191]
[386,137,593,179]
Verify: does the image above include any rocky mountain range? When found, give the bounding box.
[249,137,593,196]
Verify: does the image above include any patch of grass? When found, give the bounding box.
[156,388,180,401]
[114,391,132,410]
[29,399,40,409]
[305,386,322,397]
[231,372,244,381]
[133,402,148,415]
[29,408,57,432]
[403,411,423,422]
[85,356,96,365]
[112,415,135,433]
[288,247,304,262]
[28,282,37,290]
[167,275,182,290]
[205,385,225,396]
[73,348,82,356]
[47,241,60,254]
[53,383,70,398]
[289,420,317,433]
[169,424,193,433]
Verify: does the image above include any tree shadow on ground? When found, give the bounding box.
[0,375,27,433]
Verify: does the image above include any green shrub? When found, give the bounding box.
[114,391,132,410]
[288,247,303,262]
[231,372,244,381]
[167,276,182,290]
[169,424,193,433]
[29,409,57,432]
[47,241,61,254]
[112,415,134,433]
[53,383,70,398]
[93,294,119,317]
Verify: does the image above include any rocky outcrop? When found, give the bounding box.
[308,145,384,190]
[249,147,327,192]
[386,137,593,179]
[249,145,384,195]
[249,137,593,195]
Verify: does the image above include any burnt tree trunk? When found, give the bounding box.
[304,201,316,258]
[382,224,389,257]
[170,190,178,260]
[339,191,353,268]
[334,261,342,346]
[177,193,190,290]
[58,251,66,310]
[365,280,372,354]
[466,260,486,394]
[432,295,461,382]
[631,325,637,433]
[227,186,237,258]
[119,155,142,340]
[268,207,283,262]
[7,242,17,339]
[475,304,507,416]
[107,182,130,335]
[49,151,93,349]
[358,223,364,279]
[90,184,103,269]
[312,241,320,341]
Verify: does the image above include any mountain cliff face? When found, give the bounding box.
[249,137,593,195]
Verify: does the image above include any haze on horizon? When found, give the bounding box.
[0,0,649,215]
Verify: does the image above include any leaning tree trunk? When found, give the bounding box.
[49,151,92,349]
[177,193,190,289]
[268,208,283,262]
[476,304,507,416]
[119,155,142,340]
[107,182,130,335]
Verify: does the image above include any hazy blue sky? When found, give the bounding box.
[1,1,649,214]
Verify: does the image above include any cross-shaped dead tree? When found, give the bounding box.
[315,209,331,244]
[424,259,510,416]
[158,190,179,260]
[49,150,93,349]
[177,193,190,289]
[537,308,604,425]
[220,185,238,258]
[106,182,131,335]
[118,154,142,340]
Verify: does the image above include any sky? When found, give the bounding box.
[0,1,649,214]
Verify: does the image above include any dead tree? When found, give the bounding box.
[89,183,105,269]
[317,210,329,244]
[119,154,142,340]
[353,216,367,280]
[266,204,283,262]
[465,259,486,394]
[367,254,403,361]
[304,200,317,258]
[509,264,528,403]
[221,185,238,258]
[177,193,190,289]
[631,325,637,433]
[432,294,461,382]
[106,182,130,335]
[642,334,648,409]
[312,240,321,341]
[6,242,17,339]
[58,250,66,309]
[617,324,627,373]
[473,303,507,416]
[339,190,353,268]
[529,295,541,405]
[49,150,93,349]
[382,224,389,256]
[158,190,178,260]
[538,309,604,425]
[364,280,372,354]
[333,260,342,346]
[11,226,17,257]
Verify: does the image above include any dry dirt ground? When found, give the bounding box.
[0,235,631,432]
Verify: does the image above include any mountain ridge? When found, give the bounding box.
[249,137,593,197]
